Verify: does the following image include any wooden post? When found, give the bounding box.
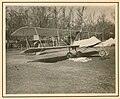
[56,39,57,46]
[102,32,103,41]
[52,37,55,47]
[57,29,60,46]
[21,44,22,50]
[69,30,72,44]
[94,32,96,37]
[88,32,90,38]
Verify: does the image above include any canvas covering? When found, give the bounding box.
[73,36,101,47]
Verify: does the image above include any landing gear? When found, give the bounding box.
[66,47,82,58]
[66,52,74,58]
[76,51,82,57]
[66,47,74,58]
[99,50,107,57]
[75,47,82,57]
[66,46,109,59]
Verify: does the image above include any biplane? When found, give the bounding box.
[11,27,108,58]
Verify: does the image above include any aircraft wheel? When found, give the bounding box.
[76,51,82,57]
[99,50,106,57]
[66,52,74,58]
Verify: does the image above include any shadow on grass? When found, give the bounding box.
[28,55,68,63]
[80,51,100,57]
[21,50,60,56]
[38,51,60,55]
[28,51,100,63]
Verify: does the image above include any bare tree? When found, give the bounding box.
[111,10,115,21]
[76,6,86,30]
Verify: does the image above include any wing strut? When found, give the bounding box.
[26,36,30,49]
[34,27,43,47]
[69,30,72,44]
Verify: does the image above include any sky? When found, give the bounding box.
[83,6,115,23]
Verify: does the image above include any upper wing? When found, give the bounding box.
[20,45,79,54]
[11,27,80,37]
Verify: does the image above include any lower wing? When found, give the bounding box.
[20,45,79,54]
[20,42,101,54]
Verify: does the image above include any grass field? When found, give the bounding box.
[6,46,115,94]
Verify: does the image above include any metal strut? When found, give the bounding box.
[74,47,77,52]
[68,47,70,52]
[34,27,43,47]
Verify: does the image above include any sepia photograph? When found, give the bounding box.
[2,2,119,98]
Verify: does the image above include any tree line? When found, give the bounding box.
[6,6,115,41]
